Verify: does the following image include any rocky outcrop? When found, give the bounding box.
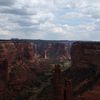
[0,40,71,99]
[71,41,100,71]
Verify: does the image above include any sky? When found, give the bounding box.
[0,0,100,41]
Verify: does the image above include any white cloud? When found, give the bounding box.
[0,28,11,35]
[56,0,87,9]
[30,11,54,24]
[82,7,100,20]
[0,0,100,40]
[63,12,90,19]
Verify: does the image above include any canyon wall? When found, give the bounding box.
[0,40,71,99]
[71,41,100,71]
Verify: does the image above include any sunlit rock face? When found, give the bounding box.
[0,40,72,99]
[0,40,71,68]
[0,40,71,82]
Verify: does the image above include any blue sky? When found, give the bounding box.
[0,0,100,41]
